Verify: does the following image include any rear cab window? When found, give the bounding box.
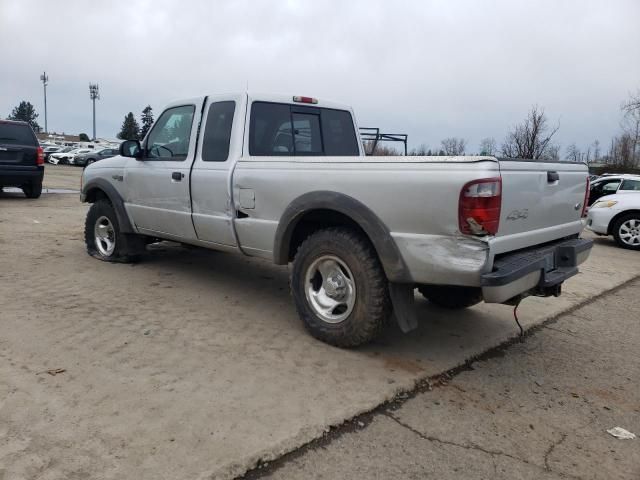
[249,102,358,156]
[0,122,38,146]
[202,101,235,162]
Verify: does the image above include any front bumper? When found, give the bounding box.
[481,237,593,303]
[586,208,617,235]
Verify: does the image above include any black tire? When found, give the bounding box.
[418,285,483,309]
[612,213,640,250]
[86,158,95,166]
[290,227,391,347]
[84,199,145,262]
[22,181,42,199]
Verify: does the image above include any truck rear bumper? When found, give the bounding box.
[481,237,593,303]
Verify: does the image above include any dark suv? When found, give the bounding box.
[0,120,44,198]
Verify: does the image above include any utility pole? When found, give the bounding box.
[89,83,100,140]
[40,72,48,133]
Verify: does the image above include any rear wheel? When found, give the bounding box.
[85,199,145,262]
[418,285,483,309]
[290,227,391,347]
[22,181,42,199]
[612,213,640,250]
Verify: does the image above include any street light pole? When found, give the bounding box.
[40,72,48,133]
[89,84,100,140]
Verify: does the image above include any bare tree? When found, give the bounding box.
[363,140,400,156]
[622,90,640,112]
[409,143,431,156]
[621,91,640,166]
[547,143,561,161]
[608,134,635,168]
[440,137,466,156]
[592,140,601,162]
[501,105,560,160]
[565,143,581,162]
[479,137,497,155]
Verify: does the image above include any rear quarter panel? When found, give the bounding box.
[233,156,499,284]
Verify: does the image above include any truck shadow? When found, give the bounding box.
[137,241,522,371]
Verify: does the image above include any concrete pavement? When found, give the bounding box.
[255,279,640,480]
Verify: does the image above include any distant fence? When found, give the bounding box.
[589,165,640,175]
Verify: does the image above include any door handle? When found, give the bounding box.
[547,171,559,182]
[171,172,184,181]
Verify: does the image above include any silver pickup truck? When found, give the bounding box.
[81,93,593,347]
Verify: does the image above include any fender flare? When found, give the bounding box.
[81,178,134,233]
[273,191,412,283]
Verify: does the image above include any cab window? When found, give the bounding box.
[145,105,195,160]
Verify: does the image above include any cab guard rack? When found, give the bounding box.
[359,127,408,156]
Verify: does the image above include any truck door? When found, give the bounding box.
[190,94,244,246]
[123,99,204,240]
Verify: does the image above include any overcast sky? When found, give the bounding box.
[1,0,638,153]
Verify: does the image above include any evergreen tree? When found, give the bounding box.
[7,101,40,131]
[139,105,154,139]
[79,133,90,142]
[117,112,140,140]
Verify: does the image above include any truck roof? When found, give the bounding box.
[163,93,353,113]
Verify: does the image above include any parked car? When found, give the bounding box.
[0,119,44,198]
[49,148,92,165]
[588,174,640,206]
[74,148,119,167]
[43,145,65,162]
[587,192,640,250]
[81,93,592,347]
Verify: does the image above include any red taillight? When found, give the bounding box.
[581,176,590,217]
[459,177,502,236]
[36,146,44,166]
[292,96,318,104]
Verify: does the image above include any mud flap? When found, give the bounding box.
[388,283,418,333]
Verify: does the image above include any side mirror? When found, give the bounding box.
[120,140,143,159]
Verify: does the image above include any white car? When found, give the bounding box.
[587,192,640,250]
[587,174,640,207]
[49,148,92,165]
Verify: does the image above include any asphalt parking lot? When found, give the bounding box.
[1,166,638,479]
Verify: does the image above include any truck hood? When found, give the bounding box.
[85,155,128,169]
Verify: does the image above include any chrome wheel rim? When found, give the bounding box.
[619,219,640,246]
[304,255,356,323]
[94,215,116,256]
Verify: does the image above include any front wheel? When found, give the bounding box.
[290,227,391,347]
[84,199,144,262]
[612,213,640,250]
[418,285,483,309]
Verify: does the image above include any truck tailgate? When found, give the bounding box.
[491,160,589,255]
